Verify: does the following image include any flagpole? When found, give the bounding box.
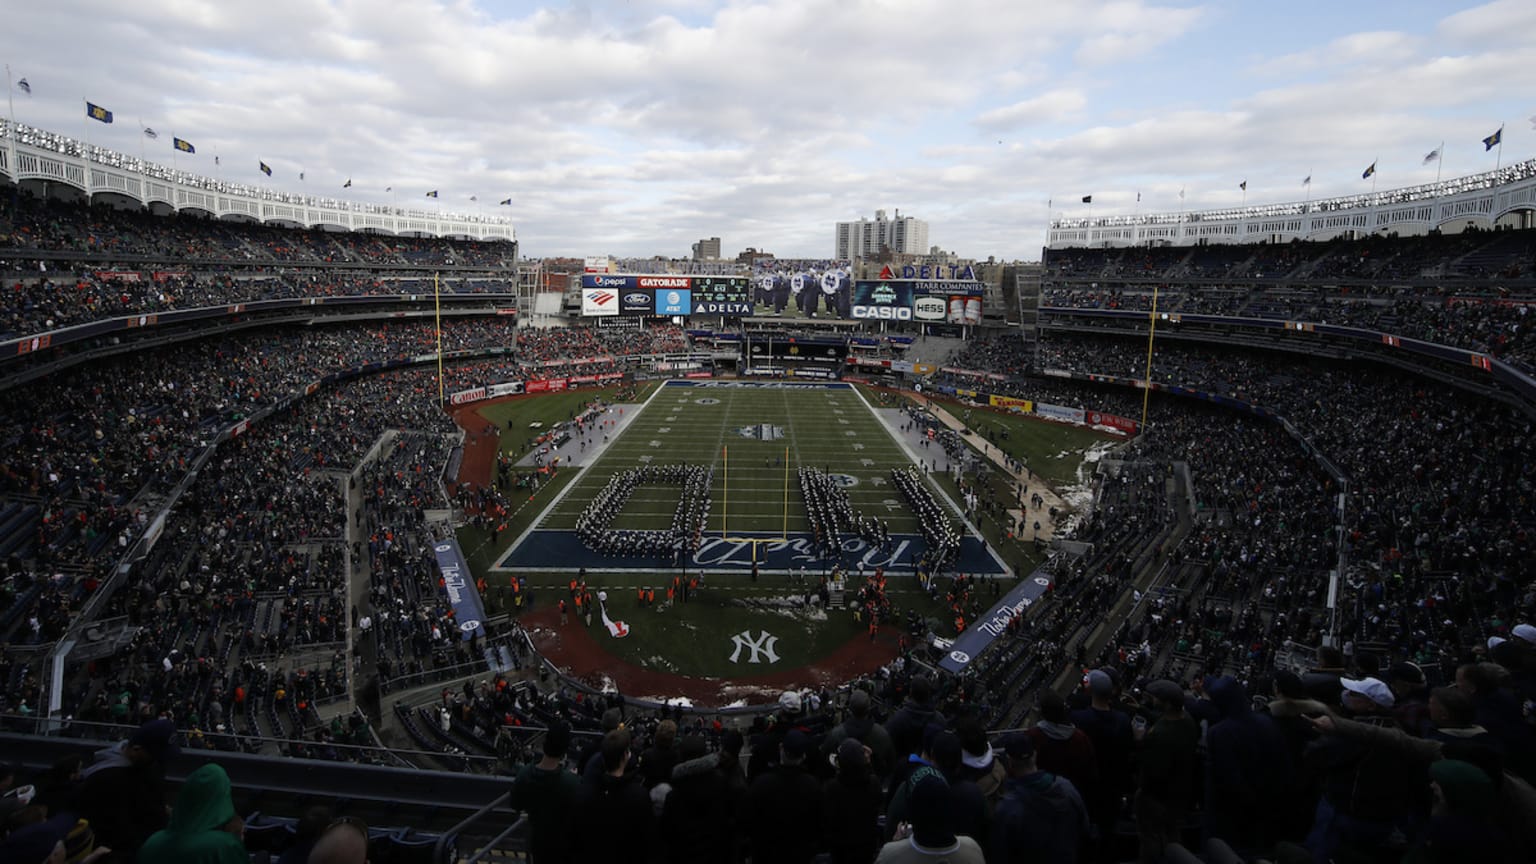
[434,271,444,404]
[1141,282,1160,431]
[1304,173,1312,209]
[782,445,789,541]
[1371,157,1378,195]
[1045,198,1053,253]
[1178,187,1186,243]
[80,99,91,200]
[1435,141,1444,185]
[4,67,17,206]
[1496,124,1504,172]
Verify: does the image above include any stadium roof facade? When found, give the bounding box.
[1048,158,1536,249]
[0,119,514,242]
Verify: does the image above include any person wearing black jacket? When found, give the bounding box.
[822,738,884,864]
[659,736,734,864]
[1304,677,1425,863]
[886,676,941,761]
[745,730,825,864]
[571,728,653,864]
[72,718,179,860]
[1202,675,1293,855]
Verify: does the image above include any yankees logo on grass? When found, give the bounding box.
[728,630,779,664]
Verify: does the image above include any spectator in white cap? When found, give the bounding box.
[1340,677,1395,712]
[1513,624,1536,645]
[1305,676,1420,861]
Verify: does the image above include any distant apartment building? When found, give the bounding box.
[834,209,929,260]
[691,237,722,260]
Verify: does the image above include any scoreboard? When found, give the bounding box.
[580,275,752,318]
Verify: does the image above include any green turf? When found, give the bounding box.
[588,588,861,681]
[920,395,1116,488]
[453,385,644,572]
[538,385,927,536]
[464,380,1113,679]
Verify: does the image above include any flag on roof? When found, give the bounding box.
[15,78,30,96]
[1362,161,1376,179]
[426,190,439,198]
[1422,147,1441,165]
[343,178,352,188]
[1483,126,1503,151]
[499,198,512,205]
[1081,195,1092,204]
[86,102,113,124]
[174,138,194,154]
[260,161,272,177]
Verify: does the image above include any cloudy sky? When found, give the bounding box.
[3,0,1533,259]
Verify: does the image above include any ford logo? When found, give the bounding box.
[623,293,649,304]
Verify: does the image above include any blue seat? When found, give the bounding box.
[382,829,453,864]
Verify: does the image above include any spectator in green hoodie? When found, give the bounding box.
[137,763,247,864]
[510,720,580,863]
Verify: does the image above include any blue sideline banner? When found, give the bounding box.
[433,538,487,639]
[938,567,1056,674]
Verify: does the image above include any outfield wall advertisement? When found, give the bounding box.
[1034,402,1086,424]
[447,375,617,405]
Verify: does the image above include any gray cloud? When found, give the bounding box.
[1,0,1529,260]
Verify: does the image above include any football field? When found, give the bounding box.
[497,380,1004,575]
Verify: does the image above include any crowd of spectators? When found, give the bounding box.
[0,307,693,731]
[1041,229,1536,373]
[1045,229,1536,285]
[0,194,517,266]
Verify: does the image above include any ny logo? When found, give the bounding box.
[728,630,780,664]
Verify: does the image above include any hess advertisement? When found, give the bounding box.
[912,295,947,321]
